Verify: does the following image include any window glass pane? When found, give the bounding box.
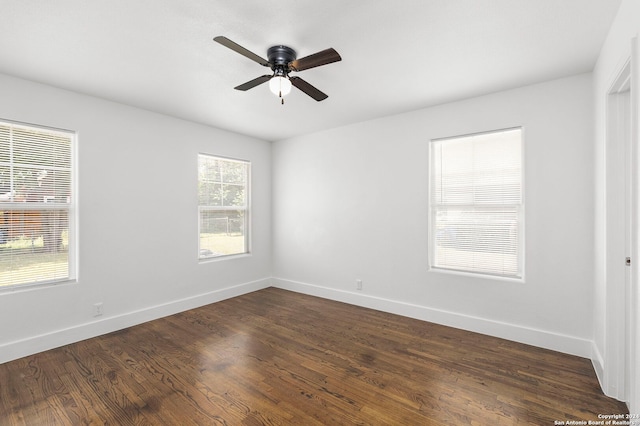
[0,121,74,289]
[198,156,221,205]
[11,167,72,203]
[198,156,248,207]
[0,125,9,163]
[222,161,247,184]
[199,181,223,206]
[222,183,245,207]
[198,154,249,259]
[12,127,72,168]
[432,129,521,206]
[434,207,519,276]
[0,209,69,287]
[430,128,522,278]
[0,165,10,201]
[199,209,247,257]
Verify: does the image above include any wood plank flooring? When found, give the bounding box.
[0,287,628,425]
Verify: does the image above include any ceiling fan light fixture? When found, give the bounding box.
[269,75,292,98]
[214,36,341,102]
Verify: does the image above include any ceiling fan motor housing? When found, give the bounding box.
[267,45,297,71]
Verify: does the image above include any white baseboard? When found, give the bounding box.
[591,341,606,392]
[1,277,594,365]
[0,278,271,364]
[271,277,593,358]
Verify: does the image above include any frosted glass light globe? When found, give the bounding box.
[269,76,292,97]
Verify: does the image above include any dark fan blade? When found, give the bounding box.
[234,75,272,91]
[214,36,270,67]
[290,76,328,101]
[289,48,341,72]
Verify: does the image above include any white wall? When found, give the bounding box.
[593,0,640,411]
[0,73,272,363]
[272,73,595,358]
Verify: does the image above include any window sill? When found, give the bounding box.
[429,266,524,283]
[0,278,78,294]
[198,252,252,263]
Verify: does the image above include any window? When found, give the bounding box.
[0,120,75,288]
[429,128,523,279]
[198,154,250,259]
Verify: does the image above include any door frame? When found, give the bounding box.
[604,37,638,408]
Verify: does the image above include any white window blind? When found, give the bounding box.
[0,121,75,288]
[198,154,250,259]
[429,128,523,278]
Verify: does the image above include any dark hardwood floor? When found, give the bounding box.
[0,287,628,425]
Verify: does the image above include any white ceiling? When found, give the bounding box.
[0,1,622,141]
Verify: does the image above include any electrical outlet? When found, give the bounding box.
[93,302,103,317]
[356,279,363,291]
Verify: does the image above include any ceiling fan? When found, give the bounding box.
[213,36,342,104]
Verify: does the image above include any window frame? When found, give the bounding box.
[197,153,251,261]
[428,127,524,280]
[0,118,77,290]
